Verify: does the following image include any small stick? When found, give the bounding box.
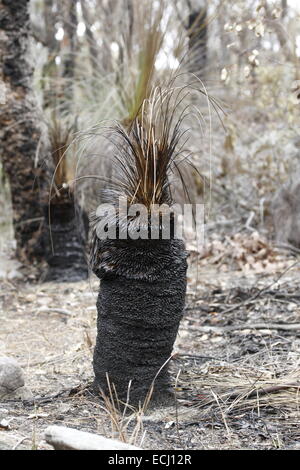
[193,383,300,408]
[37,308,73,316]
[12,437,28,450]
[220,260,300,315]
[187,323,300,333]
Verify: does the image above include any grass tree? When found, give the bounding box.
[90,86,199,406]
[38,116,88,282]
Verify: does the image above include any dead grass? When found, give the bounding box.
[177,351,300,415]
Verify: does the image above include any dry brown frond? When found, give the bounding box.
[96,374,147,447]
[100,82,213,209]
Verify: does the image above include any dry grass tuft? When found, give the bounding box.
[47,115,77,199]
[95,374,148,447]
[177,349,300,417]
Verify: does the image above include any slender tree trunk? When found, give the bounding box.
[80,0,100,76]
[264,0,292,60]
[186,5,207,79]
[281,0,287,18]
[0,0,49,262]
[41,0,60,110]
[61,0,77,112]
[93,238,187,406]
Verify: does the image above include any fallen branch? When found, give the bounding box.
[275,243,300,256]
[3,384,88,405]
[191,383,300,408]
[186,262,300,317]
[188,323,300,333]
[211,260,299,315]
[236,383,300,399]
[37,308,73,316]
[44,425,142,450]
[12,437,28,450]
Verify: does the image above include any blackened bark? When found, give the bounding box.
[39,199,89,282]
[93,238,187,406]
[187,7,207,78]
[0,0,49,262]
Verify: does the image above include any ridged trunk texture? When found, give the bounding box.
[93,238,187,406]
[0,0,49,262]
[39,200,89,282]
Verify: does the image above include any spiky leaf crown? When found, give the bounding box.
[101,86,194,209]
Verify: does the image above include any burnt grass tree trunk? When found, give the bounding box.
[92,237,187,406]
[90,86,191,407]
[0,0,49,262]
[38,117,89,282]
[39,194,89,282]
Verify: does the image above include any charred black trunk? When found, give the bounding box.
[0,0,49,262]
[39,199,89,282]
[93,238,187,406]
[187,7,207,78]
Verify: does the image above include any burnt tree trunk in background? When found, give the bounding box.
[281,0,288,18]
[61,0,77,112]
[92,238,187,406]
[37,117,89,282]
[41,0,60,110]
[187,5,207,79]
[271,178,300,249]
[0,0,49,262]
[39,196,89,282]
[80,0,100,76]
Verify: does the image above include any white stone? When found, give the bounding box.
[0,357,24,392]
